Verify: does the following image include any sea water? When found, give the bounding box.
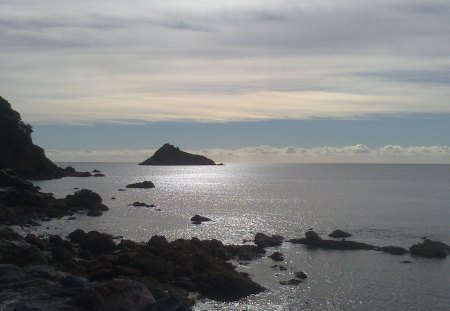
[31,163,450,310]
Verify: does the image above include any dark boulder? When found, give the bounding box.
[66,189,103,207]
[87,210,103,217]
[305,230,322,242]
[68,229,87,243]
[139,143,216,166]
[126,181,155,189]
[268,251,284,262]
[191,214,212,224]
[409,239,450,258]
[81,231,116,253]
[254,233,284,248]
[93,173,105,177]
[0,168,35,190]
[0,229,47,266]
[25,234,47,250]
[328,229,352,238]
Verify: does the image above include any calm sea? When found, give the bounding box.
[30,163,450,310]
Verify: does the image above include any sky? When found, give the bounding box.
[1,0,450,163]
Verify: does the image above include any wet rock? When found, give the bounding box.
[78,279,156,311]
[146,291,192,311]
[409,239,450,258]
[93,173,105,177]
[254,233,284,248]
[63,166,92,177]
[280,279,303,286]
[328,229,352,238]
[401,260,413,264]
[126,181,155,189]
[294,271,308,279]
[268,251,284,262]
[305,230,322,242]
[132,201,155,207]
[92,169,101,173]
[381,246,408,255]
[68,229,87,243]
[191,214,212,224]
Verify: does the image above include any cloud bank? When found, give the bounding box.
[1,0,450,123]
[47,144,450,164]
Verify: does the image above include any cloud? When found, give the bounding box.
[46,144,450,164]
[0,1,450,123]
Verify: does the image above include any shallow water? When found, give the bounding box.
[30,163,450,310]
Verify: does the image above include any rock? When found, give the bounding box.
[191,214,212,224]
[268,251,284,261]
[0,229,47,266]
[409,239,450,258]
[63,166,92,177]
[52,246,77,261]
[87,210,103,217]
[126,181,155,189]
[146,291,192,311]
[81,231,116,253]
[68,229,87,243]
[0,168,35,190]
[93,169,101,173]
[328,229,352,238]
[111,197,116,200]
[294,271,308,279]
[118,189,126,191]
[147,235,169,248]
[25,234,47,250]
[381,246,408,255]
[254,233,284,248]
[289,230,377,251]
[305,230,322,242]
[132,201,155,207]
[139,143,216,165]
[0,96,64,179]
[93,173,105,177]
[401,260,413,264]
[280,279,303,286]
[66,189,103,207]
[78,279,156,311]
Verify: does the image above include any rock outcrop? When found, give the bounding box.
[139,143,216,166]
[0,96,94,179]
[254,233,284,248]
[409,239,450,258]
[0,96,62,179]
[0,227,266,309]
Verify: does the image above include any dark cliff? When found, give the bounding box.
[0,96,62,179]
[139,143,216,165]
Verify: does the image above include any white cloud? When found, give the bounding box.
[1,1,450,123]
[46,144,450,164]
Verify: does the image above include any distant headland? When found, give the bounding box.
[139,143,216,165]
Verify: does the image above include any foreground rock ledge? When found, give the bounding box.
[0,228,266,310]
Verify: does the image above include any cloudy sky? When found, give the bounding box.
[1,0,450,162]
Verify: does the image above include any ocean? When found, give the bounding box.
[29,163,450,310]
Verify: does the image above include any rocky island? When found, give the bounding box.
[139,143,216,166]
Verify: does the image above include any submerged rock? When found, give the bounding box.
[139,143,216,166]
[254,233,284,248]
[294,271,308,279]
[126,181,155,189]
[131,201,155,208]
[409,239,450,258]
